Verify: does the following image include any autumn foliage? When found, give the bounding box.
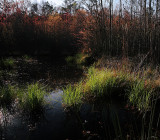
[0,3,160,63]
[0,10,83,56]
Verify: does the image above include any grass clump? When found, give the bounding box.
[0,84,17,106]
[0,81,49,113]
[19,82,48,112]
[84,67,119,96]
[128,80,153,111]
[63,66,157,111]
[0,58,15,70]
[65,53,88,68]
[62,83,83,107]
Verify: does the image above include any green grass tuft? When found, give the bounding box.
[0,84,17,106]
[65,53,88,68]
[0,58,15,69]
[62,83,83,107]
[128,80,153,111]
[19,82,48,112]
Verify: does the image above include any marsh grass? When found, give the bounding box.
[62,83,83,107]
[0,58,15,70]
[62,59,160,139]
[19,82,48,112]
[104,101,160,140]
[0,57,50,113]
[0,81,48,113]
[0,84,17,107]
[65,53,88,68]
[128,80,153,111]
[63,65,159,111]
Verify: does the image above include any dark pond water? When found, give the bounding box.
[0,89,140,140]
[2,90,81,140]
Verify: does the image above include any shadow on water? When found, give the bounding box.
[6,56,84,88]
[0,89,142,140]
[1,90,82,140]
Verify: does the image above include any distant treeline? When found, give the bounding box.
[0,0,160,62]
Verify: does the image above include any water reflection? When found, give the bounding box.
[0,90,139,140]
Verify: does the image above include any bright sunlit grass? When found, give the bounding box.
[63,65,158,111]
[62,83,83,107]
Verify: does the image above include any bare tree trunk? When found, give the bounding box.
[140,0,142,25]
[156,0,159,20]
[100,0,106,51]
[139,0,143,54]
[109,0,112,56]
[148,0,152,61]
[155,0,159,62]
[119,0,122,24]
[118,0,122,55]
[131,0,133,21]
[149,0,152,25]
[144,0,147,52]
[3,0,6,14]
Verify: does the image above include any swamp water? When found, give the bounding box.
[0,57,146,139]
[0,89,139,140]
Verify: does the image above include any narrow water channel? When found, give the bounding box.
[0,89,139,140]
